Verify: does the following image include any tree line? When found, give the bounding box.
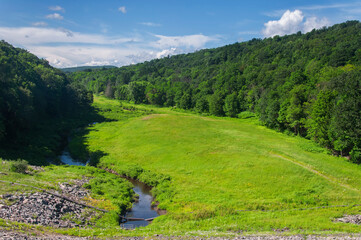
[68,21,361,162]
[0,40,92,157]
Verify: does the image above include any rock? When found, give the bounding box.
[335,215,361,224]
[0,204,8,209]
[0,178,102,228]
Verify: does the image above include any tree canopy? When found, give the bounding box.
[68,21,361,162]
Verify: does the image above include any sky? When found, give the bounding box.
[0,0,360,68]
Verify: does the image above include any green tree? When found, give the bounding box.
[128,81,148,104]
[179,93,192,109]
[195,96,209,113]
[223,92,240,117]
[209,92,224,116]
[306,90,336,147]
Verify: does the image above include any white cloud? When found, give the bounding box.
[46,13,64,20]
[30,45,138,68]
[49,6,65,12]
[32,22,47,27]
[262,10,330,37]
[0,27,135,45]
[118,6,127,14]
[153,34,218,49]
[0,26,217,68]
[303,17,330,32]
[263,10,304,37]
[140,22,161,27]
[155,48,180,58]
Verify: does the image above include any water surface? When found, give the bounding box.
[121,179,159,228]
[59,150,159,228]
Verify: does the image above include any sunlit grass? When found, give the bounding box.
[78,95,361,235]
[3,95,361,237]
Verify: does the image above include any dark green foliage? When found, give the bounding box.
[128,81,148,104]
[61,65,116,73]
[179,93,192,109]
[0,41,93,164]
[223,92,240,117]
[195,96,209,113]
[68,21,361,161]
[306,90,337,147]
[9,159,28,173]
[209,92,224,116]
[328,70,361,159]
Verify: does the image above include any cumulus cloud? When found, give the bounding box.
[304,17,330,32]
[140,22,161,27]
[46,13,64,20]
[263,10,304,37]
[155,48,180,58]
[262,10,330,37]
[118,6,127,14]
[49,6,64,12]
[32,22,47,27]
[153,34,218,49]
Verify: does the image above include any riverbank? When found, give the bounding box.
[0,162,134,230]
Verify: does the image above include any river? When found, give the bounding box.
[59,149,159,228]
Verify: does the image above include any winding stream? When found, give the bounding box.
[59,149,159,228]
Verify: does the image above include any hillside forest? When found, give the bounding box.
[68,21,361,163]
[0,40,93,164]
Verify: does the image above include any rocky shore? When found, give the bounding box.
[0,178,103,228]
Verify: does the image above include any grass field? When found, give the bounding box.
[69,95,361,236]
[3,95,361,238]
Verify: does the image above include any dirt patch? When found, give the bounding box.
[335,215,361,224]
[141,114,168,120]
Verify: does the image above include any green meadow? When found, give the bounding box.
[3,95,361,238]
[71,95,361,236]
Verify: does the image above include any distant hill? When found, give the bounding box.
[69,21,361,162]
[61,65,117,73]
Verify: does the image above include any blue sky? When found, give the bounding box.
[0,0,360,68]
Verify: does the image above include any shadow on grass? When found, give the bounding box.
[0,105,108,166]
[0,98,154,166]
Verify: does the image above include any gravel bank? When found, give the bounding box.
[0,178,103,228]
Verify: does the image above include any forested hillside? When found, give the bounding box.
[70,21,361,162]
[0,40,92,163]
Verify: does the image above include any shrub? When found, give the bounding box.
[237,111,256,119]
[350,148,361,164]
[9,159,29,173]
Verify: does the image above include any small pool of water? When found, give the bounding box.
[60,150,88,166]
[121,179,159,229]
[59,150,159,228]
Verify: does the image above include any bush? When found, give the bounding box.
[9,159,29,173]
[350,148,361,164]
[237,111,256,119]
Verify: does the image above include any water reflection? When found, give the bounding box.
[59,150,159,228]
[121,179,159,228]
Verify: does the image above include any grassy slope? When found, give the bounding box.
[75,95,361,236]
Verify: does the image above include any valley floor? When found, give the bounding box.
[2,95,361,238]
